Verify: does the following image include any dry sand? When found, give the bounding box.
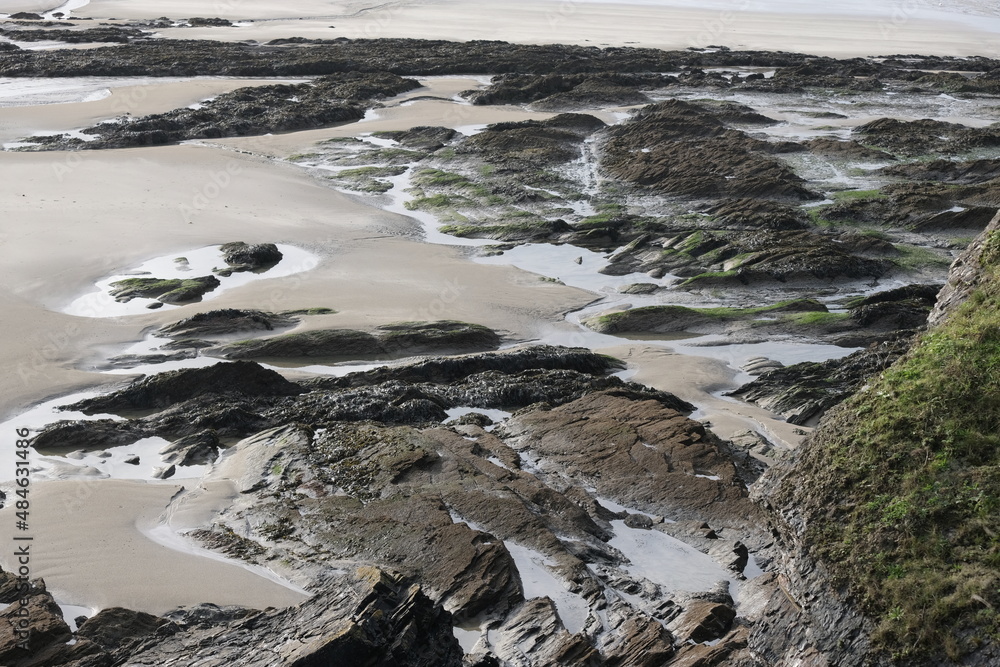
[73,0,1000,59]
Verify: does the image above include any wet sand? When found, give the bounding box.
[0,479,309,615]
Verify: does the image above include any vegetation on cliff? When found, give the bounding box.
[786,229,1000,663]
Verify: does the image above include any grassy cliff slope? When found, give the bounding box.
[774,219,1000,664]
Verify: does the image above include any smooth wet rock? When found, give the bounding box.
[159,429,220,465]
[32,418,149,453]
[156,309,299,338]
[152,464,176,479]
[64,361,303,414]
[108,275,220,304]
[217,321,501,360]
[218,242,283,274]
[76,607,177,651]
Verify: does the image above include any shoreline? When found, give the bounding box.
[66,0,1000,59]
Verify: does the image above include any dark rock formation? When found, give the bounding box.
[805,138,894,161]
[217,242,283,274]
[32,418,150,452]
[3,568,465,666]
[602,228,892,284]
[584,299,826,335]
[159,429,220,465]
[108,275,220,304]
[64,361,303,413]
[373,125,457,151]
[0,26,147,43]
[880,158,1000,185]
[458,113,606,167]
[25,71,420,149]
[728,337,913,426]
[600,100,814,201]
[699,198,809,231]
[155,308,299,338]
[854,117,1000,157]
[214,321,502,360]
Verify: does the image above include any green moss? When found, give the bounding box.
[412,168,474,188]
[405,193,460,210]
[832,188,887,202]
[893,244,953,270]
[439,221,550,240]
[679,270,738,286]
[336,166,407,179]
[784,311,851,326]
[592,299,826,330]
[798,229,1000,662]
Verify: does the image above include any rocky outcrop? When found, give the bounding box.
[464,72,670,108]
[214,321,502,360]
[727,337,912,425]
[31,418,150,452]
[928,210,1000,326]
[25,72,420,149]
[602,228,893,285]
[880,158,1000,185]
[501,391,761,527]
[583,299,827,336]
[805,138,894,161]
[155,308,299,337]
[217,242,283,275]
[108,275,220,304]
[458,113,606,167]
[854,117,1000,157]
[600,100,814,201]
[373,125,457,151]
[0,26,147,43]
[63,360,303,413]
[818,181,999,233]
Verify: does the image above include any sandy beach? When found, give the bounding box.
[68,0,1000,59]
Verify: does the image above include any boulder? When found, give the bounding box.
[217,242,283,274]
